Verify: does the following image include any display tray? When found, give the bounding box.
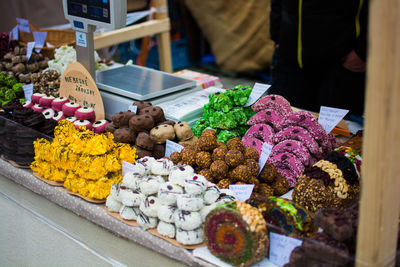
[105,207,205,250]
[32,172,64,187]
[66,189,106,204]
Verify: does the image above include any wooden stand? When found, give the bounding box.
[355,0,400,266]
[93,0,173,72]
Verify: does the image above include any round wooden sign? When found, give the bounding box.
[59,62,105,120]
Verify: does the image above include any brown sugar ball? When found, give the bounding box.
[210,160,229,180]
[195,151,212,169]
[197,134,218,151]
[212,146,228,161]
[199,169,213,182]
[272,174,290,196]
[225,149,245,168]
[247,176,260,185]
[169,151,181,164]
[245,159,260,176]
[244,146,260,161]
[217,179,230,189]
[255,184,274,196]
[230,165,252,182]
[181,145,197,166]
[227,137,245,152]
[217,141,225,147]
[201,129,218,138]
[258,162,279,183]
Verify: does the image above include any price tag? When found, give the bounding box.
[165,140,184,157]
[244,82,271,107]
[229,184,254,202]
[16,18,30,33]
[10,26,18,41]
[269,232,303,266]
[33,32,47,53]
[26,41,35,60]
[258,142,274,175]
[318,106,349,134]
[76,31,87,47]
[128,105,137,113]
[23,84,34,102]
[122,160,137,177]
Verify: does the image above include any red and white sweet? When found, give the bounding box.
[242,138,264,155]
[62,102,81,117]
[65,116,77,123]
[270,140,311,166]
[31,93,46,104]
[243,123,274,144]
[51,97,69,111]
[73,119,92,130]
[268,152,305,187]
[247,108,284,132]
[92,120,109,134]
[75,107,96,122]
[32,104,45,113]
[39,95,55,108]
[53,111,66,122]
[42,108,55,119]
[252,94,293,116]
[22,101,33,108]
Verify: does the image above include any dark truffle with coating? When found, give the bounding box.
[217,178,230,189]
[197,134,218,151]
[271,174,290,196]
[134,145,153,158]
[245,159,260,176]
[230,165,252,182]
[132,101,152,112]
[135,132,155,151]
[225,149,244,168]
[258,162,278,183]
[112,111,135,128]
[210,160,229,180]
[113,127,136,143]
[180,145,197,166]
[152,144,166,159]
[169,151,181,164]
[227,137,245,152]
[212,146,228,161]
[244,146,260,161]
[129,114,155,132]
[105,122,117,133]
[195,151,212,169]
[139,106,165,123]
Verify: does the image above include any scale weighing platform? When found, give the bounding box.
[96,64,199,119]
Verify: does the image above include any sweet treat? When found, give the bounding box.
[230,165,252,182]
[157,204,177,223]
[242,138,263,155]
[252,94,292,115]
[150,124,175,144]
[129,114,155,132]
[135,132,155,151]
[31,93,46,104]
[315,208,354,242]
[184,174,208,195]
[110,183,121,201]
[149,158,173,176]
[169,164,195,186]
[32,104,45,113]
[177,194,204,212]
[195,151,212,169]
[216,179,230,189]
[210,160,229,180]
[139,106,165,123]
[22,100,33,108]
[39,95,55,108]
[120,206,140,220]
[157,120,176,126]
[271,174,290,195]
[180,145,197,165]
[243,146,260,161]
[216,130,237,144]
[73,119,92,130]
[134,146,152,158]
[157,221,176,238]
[198,169,213,182]
[178,136,198,147]
[52,111,65,122]
[212,146,228,161]
[226,137,245,152]
[271,140,311,166]
[225,85,252,106]
[62,102,81,117]
[203,183,221,204]
[158,182,183,205]
[92,120,109,134]
[51,96,69,111]
[140,195,160,217]
[268,152,305,186]
[204,201,268,267]
[137,211,158,230]
[174,210,202,230]
[197,132,218,151]
[121,172,142,190]
[105,122,117,133]
[42,108,55,119]
[200,203,218,221]
[247,109,284,132]
[113,128,136,143]
[176,227,204,245]
[22,112,46,128]
[112,111,136,128]
[174,121,193,141]
[216,191,236,205]
[225,149,244,168]
[65,116,77,123]
[243,123,274,144]
[75,107,96,122]
[245,159,259,176]
[106,195,122,212]
[119,187,143,207]
[135,156,157,175]
[132,100,152,112]
[169,151,181,164]
[152,144,165,159]
[139,175,165,195]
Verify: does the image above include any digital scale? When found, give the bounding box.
[62,0,199,120]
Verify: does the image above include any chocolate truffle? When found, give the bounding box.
[136,132,155,151]
[129,114,155,132]
[225,149,244,168]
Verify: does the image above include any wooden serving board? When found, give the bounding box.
[65,188,106,204]
[33,172,64,187]
[104,207,205,250]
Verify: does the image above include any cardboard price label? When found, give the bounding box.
[165,140,184,157]
[33,32,47,53]
[122,161,137,177]
[10,26,18,41]
[23,83,33,101]
[269,232,302,266]
[128,105,138,113]
[258,142,273,175]
[26,41,35,60]
[244,82,271,107]
[318,106,349,134]
[229,184,254,202]
[16,18,30,33]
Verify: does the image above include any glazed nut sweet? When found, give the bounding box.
[225,149,245,168]
[197,134,218,151]
[180,145,197,165]
[231,165,252,182]
[210,160,229,180]
[227,137,245,152]
[244,146,260,161]
[217,178,230,189]
[195,151,213,169]
[169,151,181,164]
[212,146,228,161]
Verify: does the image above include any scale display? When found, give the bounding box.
[96,65,196,100]
[67,0,110,23]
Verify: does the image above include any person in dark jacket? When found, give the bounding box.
[269,0,368,116]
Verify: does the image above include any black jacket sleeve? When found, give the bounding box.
[270,0,282,44]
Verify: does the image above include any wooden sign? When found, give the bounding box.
[59,62,105,120]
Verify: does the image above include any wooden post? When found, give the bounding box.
[355,0,400,266]
[154,0,173,72]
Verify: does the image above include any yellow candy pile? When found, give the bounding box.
[31,120,137,199]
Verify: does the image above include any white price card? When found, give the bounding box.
[128,105,138,113]
[318,106,349,134]
[244,82,271,107]
[23,83,33,101]
[76,31,87,47]
[122,160,137,177]
[26,41,35,60]
[33,32,47,53]
[229,184,255,202]
[165,139,184,157]
[269,232,303,266]
[10,26,18,41]
[258,142,274,175]
[17,18,30,33]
